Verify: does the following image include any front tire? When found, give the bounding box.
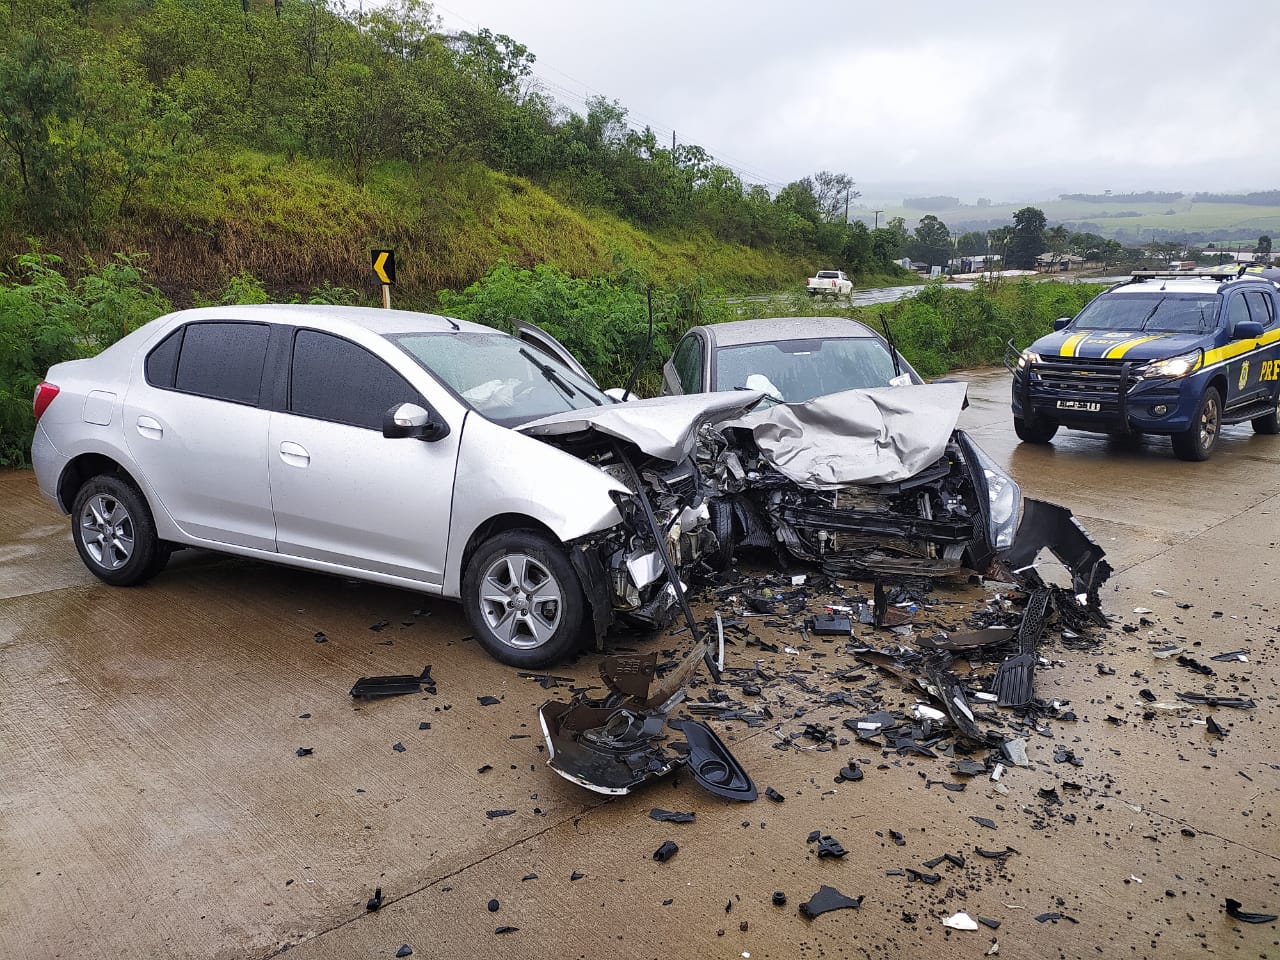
[1014,416,1059,444]
[71,474,170,586]
[462,530,586,667]
[1252,391,1279,434]
[1172,386,1222,461]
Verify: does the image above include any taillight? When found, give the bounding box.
[33,381,59,420]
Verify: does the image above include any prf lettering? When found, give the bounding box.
[1262,359,1280,381]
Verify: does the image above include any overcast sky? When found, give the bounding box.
[426,0,1280,204]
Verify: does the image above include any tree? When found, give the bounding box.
[1007,206,1047,269]
[909,214,951,268]
[1257,235,1272,264]
[811,170,858,223]
[956,231,987,256]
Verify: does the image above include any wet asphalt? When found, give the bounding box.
[1,367,1277,959]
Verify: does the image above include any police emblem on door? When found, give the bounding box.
[1238,360,1250,391]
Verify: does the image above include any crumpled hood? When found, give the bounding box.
[519,391,766,461]
[1032,329,1209,361]
[734,381,969,487]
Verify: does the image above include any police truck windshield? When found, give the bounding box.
[1073,293,1219,334]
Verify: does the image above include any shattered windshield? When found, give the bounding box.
[714,337,900,403]
[1072,293,1220,334]
[391,332,610,425]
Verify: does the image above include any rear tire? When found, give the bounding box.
[1252,391,1279,434]
[462,530,586,667]
[1014,416,1059,444]
[1172,386,1222,461]
[71,474,170,586]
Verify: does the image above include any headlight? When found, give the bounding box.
[1140,349,1202,380]
[968,442,1022,550]
[1016,350,1041,370]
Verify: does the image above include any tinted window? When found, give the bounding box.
[1245,290,1275,327]
[673,336,703,392]
[1225,295,1252,336]
[1074,293,1218,334]
[290,330,418,430]
[174,322,270,404]
[145,328,183,388]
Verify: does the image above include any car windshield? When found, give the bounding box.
[390,331,610,426]
[713,337,900,403]
[1072,293,1220,334]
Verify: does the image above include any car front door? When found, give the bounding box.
[267,328,463,589]
[662,334,704,395]
[122,320,277,550]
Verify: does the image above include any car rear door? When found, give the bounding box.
[122,320,276,550]
[1242,289,1280,403]
[266,327,463,589]
[514,322,600,388]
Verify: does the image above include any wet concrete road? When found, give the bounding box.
[2,368,1277,959]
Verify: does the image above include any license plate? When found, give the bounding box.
[1056,400,1101,412]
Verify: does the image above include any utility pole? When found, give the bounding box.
[873,209,884,229]
[672,131,676,173]
[844,188,850,223]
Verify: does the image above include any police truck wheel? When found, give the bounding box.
[1172,386,1222,461]
[1252,391,1280,434]
[1014,416,1058,444]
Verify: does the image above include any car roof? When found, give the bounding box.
[696,316,880,349]
[1104,275,1279,297]
[157,304,492,336]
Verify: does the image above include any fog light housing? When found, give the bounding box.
[1151,404,1168,416]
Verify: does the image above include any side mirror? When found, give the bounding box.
[383,402,450,442]
[1232,320,1264,341]
[1053,317,1071,331]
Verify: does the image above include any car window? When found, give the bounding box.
[713,337,898,403]
[672,336,703,392]
[1225,294,1253,336]
[290,330,419,430]
[173,322,270,405]
[1245,290,1275,327]
[1073,293,1218,334]
[145,328,183,389]
[390,331,610,427]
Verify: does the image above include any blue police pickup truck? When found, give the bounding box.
[1006,270,1280,460]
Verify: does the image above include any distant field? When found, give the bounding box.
[856,198,1280,241]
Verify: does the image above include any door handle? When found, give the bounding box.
[136,416,163,440]
[279,441,310,467]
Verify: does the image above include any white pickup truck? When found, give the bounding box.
[805,269,853,298]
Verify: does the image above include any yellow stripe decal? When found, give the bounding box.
[1102,336,1161,359]
[1203,326,1280,366]
[1059,333,1087,357]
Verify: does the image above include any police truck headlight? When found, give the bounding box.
[970,443,1022,550]
[1142,350,1202,380]
[1016,350,1041,370]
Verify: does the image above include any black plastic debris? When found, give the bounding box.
[477,695,501,706]
[889,830,906,846]
[295,747,313,757]
[569,871,584,881]
[487,899,499,912]
[350,675,423,699]
[1206,716,1227,737]
[1004,498,1113,603]
[1035,912,1078,924]
[1210,650,1249,663]
[953,759,987,777]
[799,885,863,919]
[1176,655,1215,676]
[970,817,998,830]
[521,873,537,881]
[1177,692,1256,709]
[649,808,696,824]
[494,926,519,934]
[837,762,863,782]
[1138,688,1157,703]
[816,836,847,859]
[395,945,413,958]
[905,868,941,885]
[366,887,384,911]
[392,742,406,753]
[809,614,851,636]
[975,846,1017,859]
[653,841,679,863]
[772,891,787,906]
[313,631,328,644]
[978,916,1001,930]
[670,718,758,801]
[486,809,515,819]
[1225,899,1277,924]
[765,787,785,803]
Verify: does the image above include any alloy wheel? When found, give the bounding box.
[478,553,564,649]
[79,494,135,570]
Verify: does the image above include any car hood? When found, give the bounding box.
[1032,329,1211,361]
[731,381,969,487]
[518,391,766,461]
